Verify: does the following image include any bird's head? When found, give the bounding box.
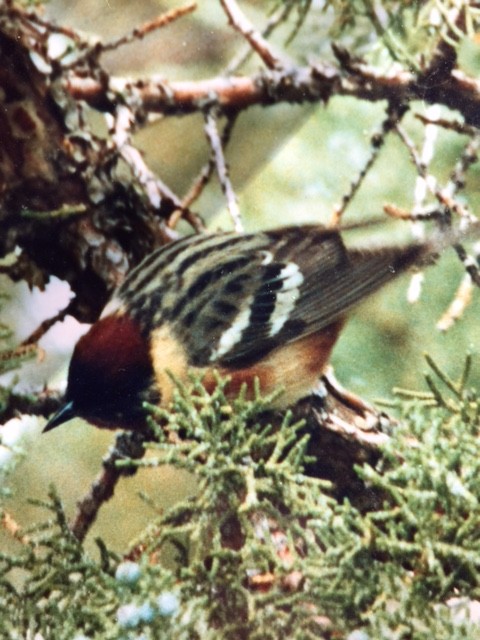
[43,313,156,432]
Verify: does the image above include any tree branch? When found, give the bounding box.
[219,0,288,70]
[67,61,480,126]
[69,431,147,541]
[204,109,243,232]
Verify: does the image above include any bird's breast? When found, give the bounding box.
[149,320,344,408]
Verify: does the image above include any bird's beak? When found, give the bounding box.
[43,401,76,433]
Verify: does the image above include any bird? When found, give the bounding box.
[43,223,449,433]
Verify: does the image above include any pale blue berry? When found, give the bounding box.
[156,592,180,616]
[347,630,370,640]
[117,603,142,628]
[137,601,155,623]
[115,561,141,585]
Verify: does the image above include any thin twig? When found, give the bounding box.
[404,106,439,305]
[21,302,74,347]
[100,2,197,53]
[452,242,480,288]
[415,114,478,137]
[396,124,480,312]
[177,163,214,213]
[412,106,441,214]
[446,132,480,199]
[405,105,442,298]
[204,108,243,232]
[108,106,177,209]
[107,105,189,237]
[383,204,445,222]
[13,6,85,43]
[58,2,197,71]
[437,273,473,331]
[174,112,238,223]
[330,104,408,225]
[167,207,206,233]
[169,2,292,229]
[395,124,472,221]
[170,2,290,228]
[220,0,288,70]
[69,431,147,541]
[224,2,292,74]
[362,0,418,69]
[0,343,39,364]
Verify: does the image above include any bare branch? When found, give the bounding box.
[101,2,197,54]
[395,124,480,299]
[224,1,292,74]
[204,109,243,232]
[1,343,39,363]
[331,104,408,225]
[107,105,184,232]
[69,432,146,541]
[20,303,74,348]
[167,206,206,233]
[395,124,472,222]
[177,110,238,216]
[68,63,480,128]
[220,0,288,70]
[407,105,443,251]
[452,241,480,289]
[414,114,478,137]
[383,204,445,222]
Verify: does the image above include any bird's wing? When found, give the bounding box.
[155,225,425,368]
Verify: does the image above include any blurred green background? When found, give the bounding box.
[1,0,480,559]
